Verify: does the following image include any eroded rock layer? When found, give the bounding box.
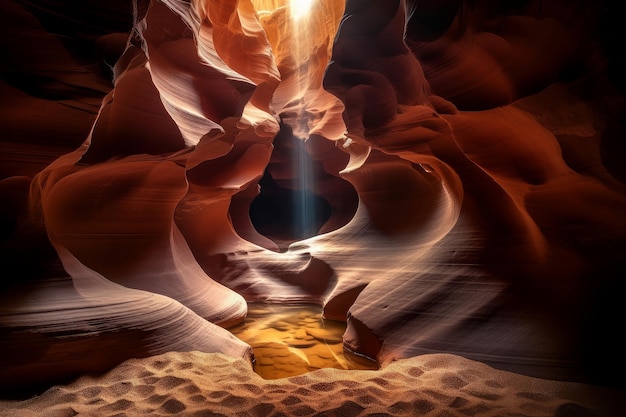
[1,0,625,393]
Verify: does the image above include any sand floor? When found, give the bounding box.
[0,304,622,416]
[230,304,377,379]
[1,350,622,416]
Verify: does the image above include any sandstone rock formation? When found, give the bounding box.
[1,0,625,395]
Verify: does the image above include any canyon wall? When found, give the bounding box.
[1,0,625,391]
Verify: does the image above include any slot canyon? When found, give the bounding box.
[1,0,625,415]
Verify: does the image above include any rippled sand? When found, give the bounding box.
[231,304,377,379]
[1,304,620,416]
[1,351,620,417]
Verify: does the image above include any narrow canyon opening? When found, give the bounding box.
[232,0,359,250]
[246,123,358,249]
[249,164,332,246]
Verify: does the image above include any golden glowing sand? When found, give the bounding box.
[231,304,377,379]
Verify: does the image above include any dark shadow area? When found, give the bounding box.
[247,123,358,249]
[250,168,332,244]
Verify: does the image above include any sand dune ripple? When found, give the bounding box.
[0,351,620,416]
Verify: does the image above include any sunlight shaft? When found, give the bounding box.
[290,0,315,20]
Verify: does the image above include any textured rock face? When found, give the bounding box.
[1,0,626,392]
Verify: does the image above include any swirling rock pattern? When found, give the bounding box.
[1,0,625,397]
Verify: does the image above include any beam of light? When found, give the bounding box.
[290,0,315,20]
[287,0,316,240]
[249,0,344,243]
[296,138,314,240]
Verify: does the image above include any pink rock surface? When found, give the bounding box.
[0,250,252,393]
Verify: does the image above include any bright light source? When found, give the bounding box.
[290,0,314,20]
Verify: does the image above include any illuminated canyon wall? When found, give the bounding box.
[1,0,625,392]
